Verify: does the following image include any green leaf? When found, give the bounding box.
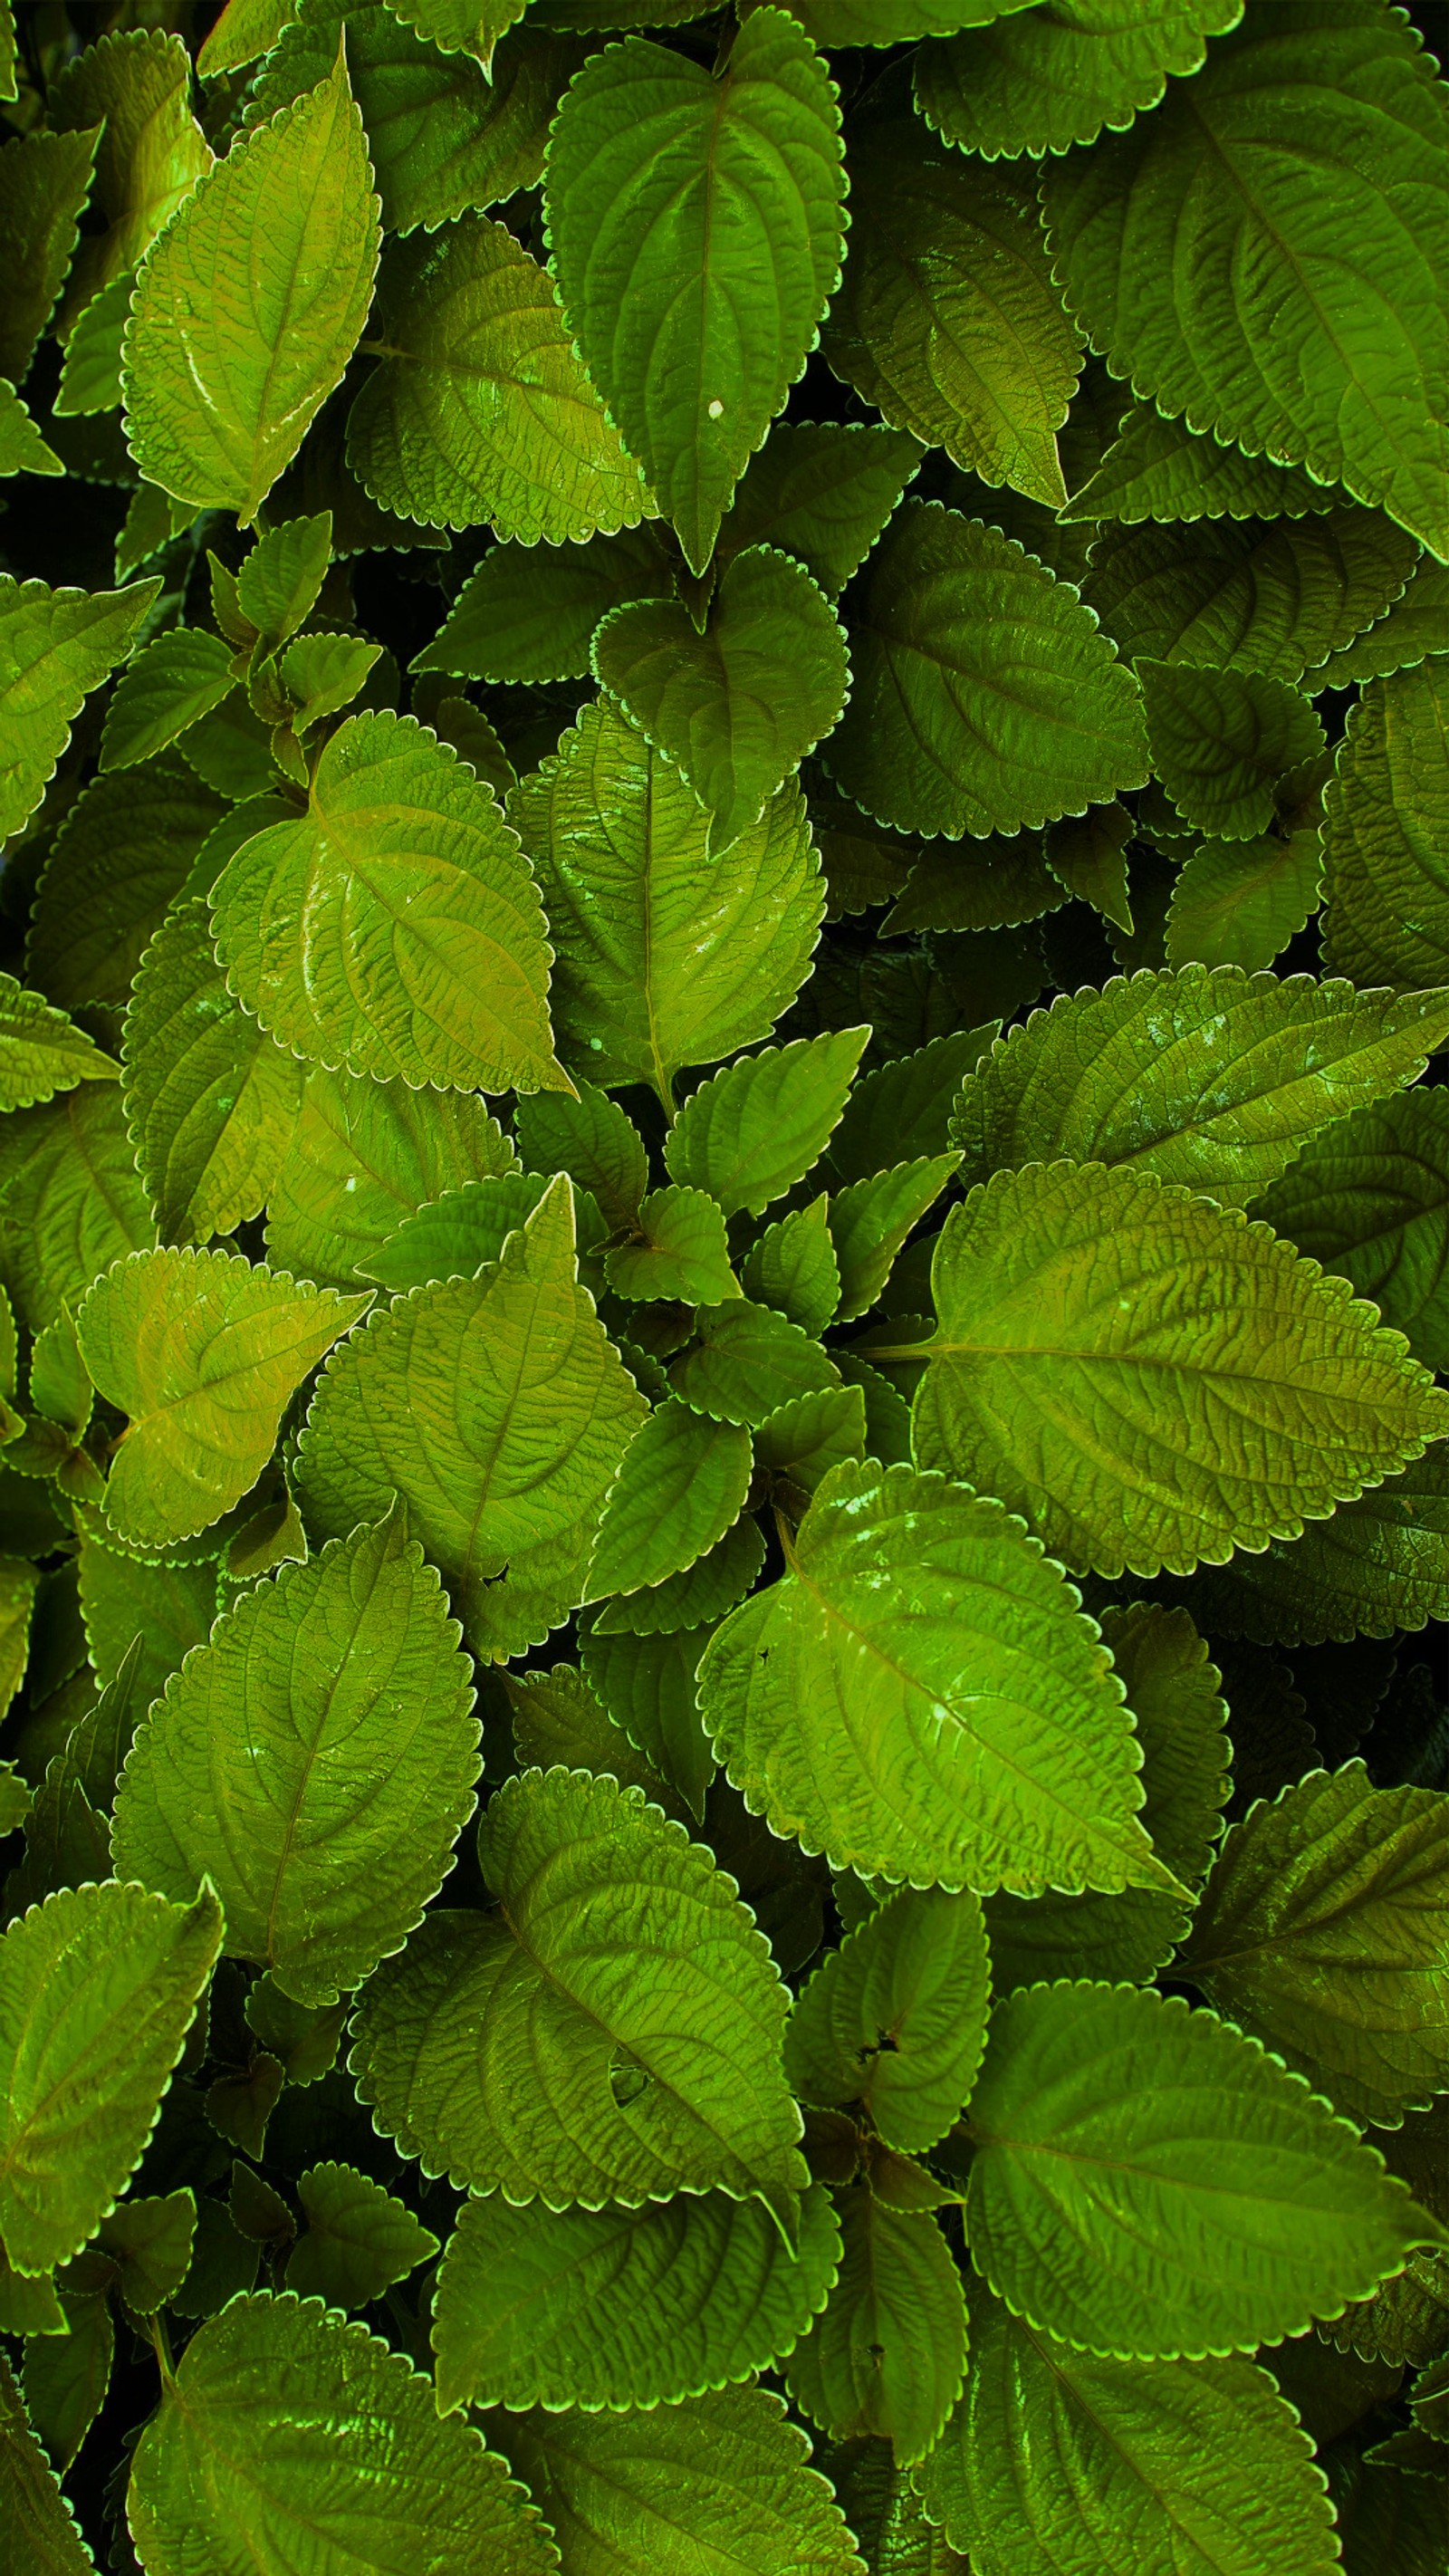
[512,702,823,1101]
[741,1196,840,1337]
[823,93,1081,510]
[1182,1763,1449,2129]
[828,1153,960,1322]
[55,263,137,410]
[264,1061,516,1289]
[350,1765,807,2222]
[1137,659,1325,840]
[595,547,850,860]
[346,214,648,542]
[285,2162,437,2308]
[95,2189,197,2314]
[0,975,118,1113]
[0,1879,222,2276]
[1087,507,1419,687]
[828,1028,995,1185]
[719,424,922,595]
[0,2350,97,2576]
[294,1177,646,1658]
[592,1514,765,1639]
[0,572,160,844]
[122,51,380,525]
[785,1886,990,2154]
[121,900,302,1245]
[667,1029,868,1220]
[278,632,381,734]
[504,1660,678,1812]
[784,2190,966,2465]
[699,1457,1170,1895]
[99,630,237,774]
[233,512,332,649]
[914,1159,1449,1579]
[884,831,1067,938]
[78,1535,219,1740]
[362,1172,553,1293]
[754,1385,867,1500]
[1321,659,1449,989]
[517,1079,648,1232]
[210,709,567,1094]
[387,0,527,75]
[23,2292,112,2473]
[1252,1091,1449,1374]
[250,1,579,236]
[127,2292,557,2576]
[952,964,1449,1209]
[586,1400,753,1603]
[495,2383,866,2576]
[671,1298,840,1428]
[916,1,1244,161]
[111,1512,477,2004]
[605,1186,738,1307]
[1041,2,1449,557]
[49,29,210,318]
[916,2281,1339,2576]
[544,11,845,573]
[578,1620,716,1819]
[0,127,100,385]
[1166,819,1324,974]
[178,693,279,801]
[966,1980,1440,2360]
[26,759,224,1012]
[433,2183,840,2413]
[1316,551,1449,690]
[0,380,62,478]
[77,1245,368,1550]
[1061,396,1337,527]
[1176,1449,1449,1648]
[417,531,669,691]
[0,1088,156,1337]
[830,505,1148,839]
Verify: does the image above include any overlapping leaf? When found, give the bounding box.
[784,2191,966,2465]
[1252,1090,1449,1373]
[915,0,1245,161]
[1321,659,1449,989]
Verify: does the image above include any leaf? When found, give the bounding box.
[496,2383,866,2576]
[286,2163,437,2307]
[126,2292,558,2576]
[250,2,580,236]
[671,1299,840,1428]
[579,1620,716,1819]
[0,1088,156,1337]
[415,528,671,687]
[512,702,823,1101]
[294,1177,646,1659]
[1317,551,1449,690]
[952,964,1449,1209]
[915,1,1244,161]
[1181,1763,1449,2130]
[78,1536,219,1738]
[755,1386,867,1500]
[822,91,1081,510]
[178,693,279,801]
[111,1512,477,2005]
[1176,1450,1449,1648]
[210,709,566,1093]
[363,1172,554,1293]
[517,1080,648,1232]
[1166,821,1324,974]
[828,1154,960,1322]
[830,505,1148,839]
[49,31,212,318]
[914,1158,1449,1579]
[350,1765,807,2222]
[884,831,1067,938]
[916,2282,1339,2576]
[1086,507,1419,688]
[0,976,117,1114]
[121,900,302,1245]
[265,1061,516,1288]
[0,380,62,478]
[965,1980,1440,2360]
[388,0,527,75]
[1252,1091,1449,1374]
[58,274,139,418]
[23,2292,112,2473]
[233,512,332,649]
[0,572,160,844]
[719,424,923,595]
[1321,659,1449,989]
[828,1028,995,1185]
[784,2190,966,2465]
[1138,660,1326,841]
[99,630,237,774]
[785,1886,990,2154]
[26,758,225,1012]
[1041,2,1449,557]
[278,632,381,734]
[346,214,647,542]
[0,127,100,384]
[433,2183,840,2413]
[741,1197,841,1337]
[122,51,380,525]
[0,1880,222,2276]
[667,1030,868,1219]
[593,1514,765,1639]
[1062,395,1339,527]
[699,1457,1170,1895]
[0,2350,97,2576]
[595,547,850,859]
[605,1187,738,1307]
[76,1245,368,1550]
[544,10,846,573]
[586,1401,753,1603]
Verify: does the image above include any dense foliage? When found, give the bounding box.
[0,1,1446,2569]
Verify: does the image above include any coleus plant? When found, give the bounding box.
[0,0,1446,2570]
